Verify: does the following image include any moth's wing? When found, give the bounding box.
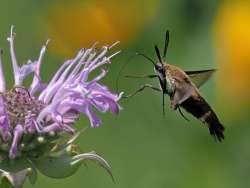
[172,76,196,105]
[185,69,216,88]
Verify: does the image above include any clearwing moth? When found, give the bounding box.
[125,30,225,141]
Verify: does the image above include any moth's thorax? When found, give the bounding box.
[164,66,175,95]
[154,63,175,95]
[1,86,45,127]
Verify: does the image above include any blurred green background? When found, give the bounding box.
[1,0,250,187]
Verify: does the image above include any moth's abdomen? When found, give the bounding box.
[180,94,225,141]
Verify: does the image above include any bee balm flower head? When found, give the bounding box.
[0,26,121,187]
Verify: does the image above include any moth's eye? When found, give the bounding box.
[157,67,163,72]
[155,65,161,71]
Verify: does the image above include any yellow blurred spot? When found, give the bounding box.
[214,1,250,117]
[42,0,160,57]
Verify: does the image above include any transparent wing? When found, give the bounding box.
[185,69,216,88]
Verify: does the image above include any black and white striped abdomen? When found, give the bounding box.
[180,94,225,141]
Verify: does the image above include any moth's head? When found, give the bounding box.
[154,62,164,74]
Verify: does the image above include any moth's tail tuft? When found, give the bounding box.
[209,122,225,142]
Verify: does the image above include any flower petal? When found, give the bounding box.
[93,95,119,115]
[29,40,49,95]
[9,124,23,159]
[0,96,10,142]
[0,49,6,92]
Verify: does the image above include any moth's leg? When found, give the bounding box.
[171,92,190,121]
[125,74,159,79]
[123,84,161,99]
[170,101,177,110]
[170,92,181,110]
[177,107,190,121]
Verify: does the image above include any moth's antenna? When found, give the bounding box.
[154,45,163,65]
[136,52,156,66]
[163,30,169,59]
[115,53,138,93]
[115,52,156,93]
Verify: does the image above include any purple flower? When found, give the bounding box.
[0,26,122,159]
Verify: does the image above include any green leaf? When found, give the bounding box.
[32,154,81,179]
[0,158,30,172]
[32,150,114,181]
